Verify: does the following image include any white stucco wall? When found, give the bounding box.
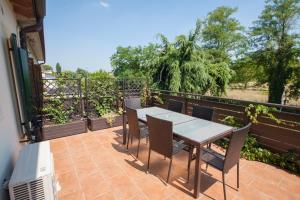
[0,0,24,199]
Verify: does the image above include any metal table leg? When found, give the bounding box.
[194,146,201,198]
[122,113,127,145]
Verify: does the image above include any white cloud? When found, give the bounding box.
[100,0,109,8]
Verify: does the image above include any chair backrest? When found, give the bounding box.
[223,123,251,172]
[168,99,183,113]
[124,97,142,109]
[146,115,173,158]
[126,107,140,138]
[192,105,214,121]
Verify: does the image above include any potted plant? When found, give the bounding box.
[87,97,123,131]
[42,78,87,140]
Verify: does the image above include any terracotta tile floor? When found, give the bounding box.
[50,127,300,200]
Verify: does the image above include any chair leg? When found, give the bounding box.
[222,172,227,200]
[237,162,240,189]
[207,143,212,149]
[126,133,130,150]
[205,144,210,171]
[136,138,141,158]
[147,149,151,172]
[167,158,173,183]
[187,145,193,182]
[131,135,133,145]
[122,115,127,145]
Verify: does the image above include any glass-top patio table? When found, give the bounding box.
[135,106,234,198]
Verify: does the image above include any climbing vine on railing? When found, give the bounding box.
[42,98,74,124]
[217,106,299,173]
[245,104,281,124]
[86,78,119,117]
[42,78,82,125]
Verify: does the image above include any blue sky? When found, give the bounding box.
[44,0,265,72]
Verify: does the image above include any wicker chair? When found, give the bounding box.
[192,105,214,121]
[188,123,251,200]
[146,115,189,183]
[167,99,183,113]
[126,107,148,158]
[123,98,146,144]
[124,97,142,109]
[187,105,215,180]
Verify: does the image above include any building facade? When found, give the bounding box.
[0,0,45,199]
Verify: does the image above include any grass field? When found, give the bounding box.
[223,88,300,107]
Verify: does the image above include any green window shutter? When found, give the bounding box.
[19,48,33,121]
[10,33,33,135]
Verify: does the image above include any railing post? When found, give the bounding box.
[122,78,127,145]
[78,78,83,118]
[184,92,188,114]
[84,77,88,117]
[115,78,119,112]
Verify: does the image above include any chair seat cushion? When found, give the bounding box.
[172,140,186,155]
[138,121,147,128]
[139,127,149,138]
[201,148,225,171]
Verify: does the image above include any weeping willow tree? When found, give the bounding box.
[111,9,236,96]
[153,20,232,96]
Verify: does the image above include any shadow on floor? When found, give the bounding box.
[110,130,226,199]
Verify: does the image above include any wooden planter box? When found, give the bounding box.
[88,115,123,131]
[42,120,87,140]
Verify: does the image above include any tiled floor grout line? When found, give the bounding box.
[54,138,80,200]
[81,133,111,200]
[83,133,116,199]
[123,138,186,200]
[86,131,145,200]
[67,136,86,200]
[52,128,300,200]
[108,133,151,200]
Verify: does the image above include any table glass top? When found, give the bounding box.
[137,107,233,144]
[173,119,233,143]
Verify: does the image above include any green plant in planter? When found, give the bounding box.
[141,87,149,107]
[103,107,123,126]
[93,97,115,117]
[43,78,80,125]
[102,112,119,127]
[117,107,123,115]
[140,85,165,107]
[42,98,73,124]
[87,77,118,117]
[90,96,122,127]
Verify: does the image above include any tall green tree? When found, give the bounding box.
[89,70,112,79]
[76,68,89,78]
[202,6,247,63]
[111,44,159,80]
[55,62,62,75]
[111,19,232,96]
[175,20,203,92]
[61,70,77,79]
[154,20,202,92]
[251,0,300,103]
[42,64,53,71]
[154,33,180,91]
[231,55,267,87]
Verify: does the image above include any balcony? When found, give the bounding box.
[50,127,299,200]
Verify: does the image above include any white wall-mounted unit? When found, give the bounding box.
[9,141,56,200]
